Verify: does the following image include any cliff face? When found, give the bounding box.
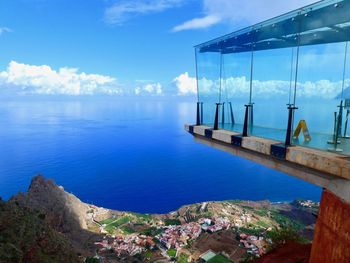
[0,176,101,263]
[14,175,90,231]
[0,194,81,263]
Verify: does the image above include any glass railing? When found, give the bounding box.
[194,0,350,156]
[195,48,221,126]
[293,7,350,153]
[249,16,299,142]
[220,48,252,133]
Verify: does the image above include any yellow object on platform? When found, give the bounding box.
[293,120,311,141]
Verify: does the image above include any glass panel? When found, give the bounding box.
[250,46,297,141]
[195,0,350,155]
[246,15,300,142]
[220,47,252,132]
[196,0,350,53]
[293,8,350,154]
[343,43,350,139]
[196,48,221,126]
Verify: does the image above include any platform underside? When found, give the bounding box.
[185,124,350,203]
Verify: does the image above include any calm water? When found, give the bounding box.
[0,96,321,213]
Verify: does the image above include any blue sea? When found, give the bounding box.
[0,96,321,213]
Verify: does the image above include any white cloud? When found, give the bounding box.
[0,27,12,36]
[196,75,348,100]
[173,72,197,95]
[2,61,343,99]
[134,87,142,95]
[173,0,317,31]
[0,61,122,95]
[134,82,162,95]
[172,15,221,32]
[104,1,317,32]
[105,0,186,25]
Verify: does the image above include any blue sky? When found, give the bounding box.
[0,0,325,96]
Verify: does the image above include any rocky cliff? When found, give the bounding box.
[0,176,101,263]
[13,176,90,232]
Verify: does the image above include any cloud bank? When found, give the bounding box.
[173,73,349,99]
[0,61,121,95]
[173,72,197,95]
[0,61,163,96]
[0,61,346,99]
[135,83,162,95]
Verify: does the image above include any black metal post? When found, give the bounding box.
[334,112,342,151]
[214,103,221,130]
[285,105,298,146]
[229,102,235,124]
[200,102,203,125]
[243,104,252,137]
[328,111,343,152]
[328,112,338,145]
[344,109,349,138]
[221,102,225,126]
[250,103,254,127]
[337,100,343,137]
[196,102,201,125]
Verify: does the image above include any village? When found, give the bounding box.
[90,201,278,262]
[83,198,321,262]
[295,199,320,209]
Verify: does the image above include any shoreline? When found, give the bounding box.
[79,197,321,215]
[0,176,320,263]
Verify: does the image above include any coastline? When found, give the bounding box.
[0,176,319,263]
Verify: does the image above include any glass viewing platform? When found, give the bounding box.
[194,0,350,156]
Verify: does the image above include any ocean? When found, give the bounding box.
[0,96,321,213]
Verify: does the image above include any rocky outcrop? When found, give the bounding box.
[1,176,102,262]
[0,193,81,263]
[13,175,90,232]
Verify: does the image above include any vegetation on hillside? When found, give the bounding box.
[0,199,80,263]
